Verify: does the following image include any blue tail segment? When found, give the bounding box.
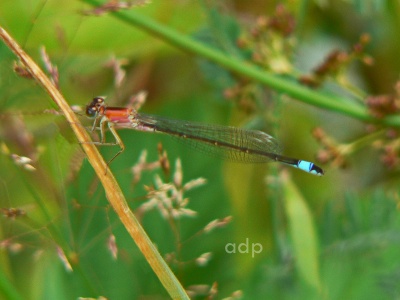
[274,155,324,176]
[295,160,324,176]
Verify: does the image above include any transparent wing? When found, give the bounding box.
[120,113,283,163]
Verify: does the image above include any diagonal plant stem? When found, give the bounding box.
[0,27,189,300]
[81,0,400,128]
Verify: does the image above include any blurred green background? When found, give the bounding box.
[1,0,400,299]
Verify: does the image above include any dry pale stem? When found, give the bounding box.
[0,27,188,300]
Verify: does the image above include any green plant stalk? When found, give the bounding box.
[81,0,400,128]
[282,171,322,294]
[0,27,189,300]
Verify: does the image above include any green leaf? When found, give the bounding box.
[282,173,322,293]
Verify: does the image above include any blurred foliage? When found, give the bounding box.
[1,0,400,299]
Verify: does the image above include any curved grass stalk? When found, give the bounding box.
[0,27,189,300]
[81,0,400,128]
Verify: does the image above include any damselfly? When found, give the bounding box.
[86,97,324,176]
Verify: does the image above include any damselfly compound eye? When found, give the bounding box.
[86,97,105,118]
[85,104,98,118]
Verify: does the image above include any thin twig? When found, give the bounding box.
[0,26,189,300]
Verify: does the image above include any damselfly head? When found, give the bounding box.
[85,96,106,118]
